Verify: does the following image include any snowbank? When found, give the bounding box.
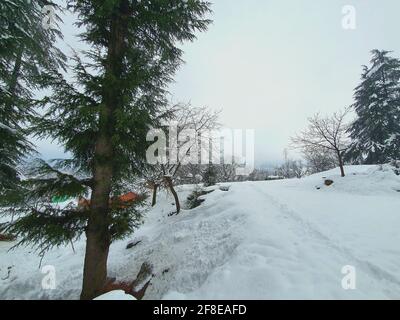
[94,290,136,301]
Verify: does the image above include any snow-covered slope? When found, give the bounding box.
[1,165,400,300]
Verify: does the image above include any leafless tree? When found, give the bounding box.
[148,104,220,213]
[216,162,239,182]
[275,149,306,179]
[176,163,203,185]
[291,109,350,177]
[302,145,337,174]
[247,168,269,181]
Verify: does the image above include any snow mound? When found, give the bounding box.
[295,165,400,195]
[94,290,136,300]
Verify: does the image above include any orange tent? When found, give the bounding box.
[78,192,140,210]
[119,192,139,203]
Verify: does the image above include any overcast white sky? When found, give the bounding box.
[35,0,400,167]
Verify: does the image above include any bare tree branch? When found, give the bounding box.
[291,109,350,177]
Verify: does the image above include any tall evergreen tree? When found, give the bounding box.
[2,0,211,300]
[0,0,66,198]
[346,50,400,164]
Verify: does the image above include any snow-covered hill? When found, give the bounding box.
[1,165,400,299]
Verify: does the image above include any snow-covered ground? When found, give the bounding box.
[94,290,136,300]
[1,165,400,300]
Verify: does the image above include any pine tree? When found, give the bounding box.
[346,50,400,164]
[2,0,211,300]
[0,0,66,199]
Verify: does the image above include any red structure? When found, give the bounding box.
[78,192,140,210]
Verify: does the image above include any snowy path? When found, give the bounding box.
[166,178,400,300]
[249,183,400,299]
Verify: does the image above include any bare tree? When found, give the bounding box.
[216,162,239,182]
[176,163,203,185]
[275,149,306,179]
[176,162,239,184]
[247,168,269,181]
[303,145,337,174]
[148,104,220,213]
[275,159,305,179]
[291,109,350,177]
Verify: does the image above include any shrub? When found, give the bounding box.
[186,188,214,209]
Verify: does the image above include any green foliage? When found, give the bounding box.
[0,206,87,255]
[0,126,32,192]
[391,160,400,176]
[346,50,400,164]
[108,195,147,241]
[3,0,212,256]
[203,164,218,187]
[0,0,66,196]
[0,158,148,253]
[0,159,91,253]
[23,159,91,200]
[35,0,212,180]
[0,0,66,85]
[186,187,213,209]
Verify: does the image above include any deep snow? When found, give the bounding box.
[1,165,400,300]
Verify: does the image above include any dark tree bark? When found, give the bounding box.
[80,1,128,300]
[80,134,113,300]
[152,183,158,207]
[8,46,24,96]
[337,151,345,177]
[339,165,345,178]
[164,176,180,214]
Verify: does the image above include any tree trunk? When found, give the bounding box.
[337,151,345,177]
[80,1,128,300]
[80,134,113,300]
[8,45,24,96]
[339,163,345,178]
[80,218,110,300]
[152,184,158,207]
[164,176,180,214]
